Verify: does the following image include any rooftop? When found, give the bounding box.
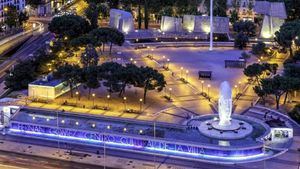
[29,76,63,87]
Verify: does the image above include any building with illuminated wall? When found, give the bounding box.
[0,0,26,22]
[28,75,70,100]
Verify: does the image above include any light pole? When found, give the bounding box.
[169,88,172,100]
[201,80,204,93]
[162,55,166,68]
[235,85,238,97]
[107,94,110,109]
[207,84,211,98]
[139,98,143,112]
[123,97,127,110]
[92,93,95,108]
[185,70,189,82]
[166,58,170,69]
[75,91,79,105]
[209,0,214,51]
[180,67,183,79]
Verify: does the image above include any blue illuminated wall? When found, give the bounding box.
[9,122,264,160]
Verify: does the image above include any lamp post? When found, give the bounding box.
[92,93,95,107]
[139,98,143,112]
[185,70,189,82]
[201,80,204,93]
[162,55,166,68]
[207,84,211,98]
[169,88,172,100]
[180,67,183,79]
[123,97,127,110]
[75,91,79,105]
[235,85,238,97]
[166,58,170,69]
[209,0,214,51]
[107,95,110,109]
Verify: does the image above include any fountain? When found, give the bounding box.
[198,81,254,139]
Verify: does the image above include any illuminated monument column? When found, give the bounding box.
[218,81,232,127]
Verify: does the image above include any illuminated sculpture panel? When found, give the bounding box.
[183,15,229,34]
[160,16,183,33]
[109,9,134,33]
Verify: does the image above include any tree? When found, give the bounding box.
[284,63,300,78]
[118,63,143,96]
[241,51,251,62]
[159,6,174,17]
[81,44,99,67]
[99,62,124,93]
[88,27,124,54]
[89,28,109,52]
[255,75,285,109]
[48,15,91,39]
[234,32,249,50]
[280,76,300,104]
[18,12,29,26]
[288,104,300,124]
[53,64,82,97]
[5,6,18,28]
[252,41,267,56]
[140,66,166,103]
[70,34,97,48]
[107,28,125,54]
[26,0,43,8]
[244,63,264,84]
[233,20,256,37]
[205,0,227,17]
[5,60,37,90]
[82,66,100,99]
[229,10,239,24]
[85,3,100,29]
[274,20,300,57]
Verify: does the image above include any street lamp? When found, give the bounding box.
[169,88,172,100]
[207,84,211,98]
[123,97,127,110]
[75,91,79,104]
[185,70,189,82]
[92,93,95,107]
[130,58,133,63]
[166,58,170,69]
[201,80,204,93]
[180,67,183,79]
[107,94,110,109]
[162,55,166,68]
[139,98,143,112]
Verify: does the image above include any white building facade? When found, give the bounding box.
[0,0,26,22]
